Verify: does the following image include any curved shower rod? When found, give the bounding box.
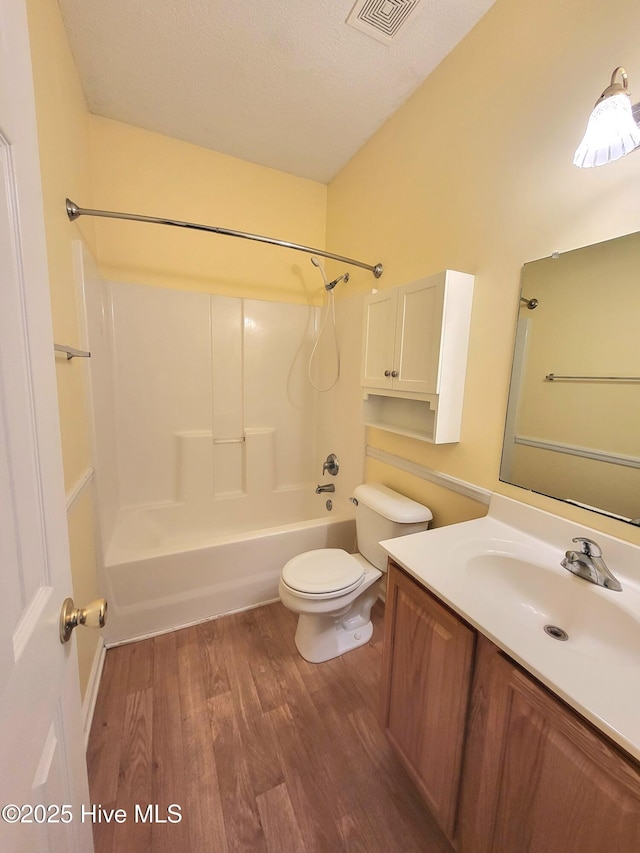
[65,199,384,278]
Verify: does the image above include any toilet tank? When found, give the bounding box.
[352,483,433,571]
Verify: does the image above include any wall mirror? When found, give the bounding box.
[500,229,640,525]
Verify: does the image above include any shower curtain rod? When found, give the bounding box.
[65,199,384,278]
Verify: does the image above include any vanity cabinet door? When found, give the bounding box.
[380,563,475,842]
[459,635,640,853]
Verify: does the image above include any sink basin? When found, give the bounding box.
[380,493,640,760]
[465,552,640,666]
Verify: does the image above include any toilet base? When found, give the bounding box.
[293,581,380,663]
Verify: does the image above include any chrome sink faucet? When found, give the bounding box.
[561,537,622,591]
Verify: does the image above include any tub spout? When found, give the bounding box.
[315,483,335,494]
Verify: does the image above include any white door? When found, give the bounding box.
[0,2,93,851]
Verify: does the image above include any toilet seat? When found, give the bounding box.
[281,549,365,599]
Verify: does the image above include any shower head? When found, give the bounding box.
[325,273,350,291]
[310,255,330,289]
[310,256,349,291]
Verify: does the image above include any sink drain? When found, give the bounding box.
[544,625,569,641]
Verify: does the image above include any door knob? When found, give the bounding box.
[60,597,108,644]
[384,370,391,377]
[391,370,398,377]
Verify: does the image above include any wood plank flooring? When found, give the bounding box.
[87,600,454,852]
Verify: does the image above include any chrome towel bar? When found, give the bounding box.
[545,373,640,382]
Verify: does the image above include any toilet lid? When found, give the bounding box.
[282,549,365,595]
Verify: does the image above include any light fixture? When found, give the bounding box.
[573,66,640,167]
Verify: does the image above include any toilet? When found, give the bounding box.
[279,483,433,663]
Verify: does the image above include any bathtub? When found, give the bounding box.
[102,493,355,645]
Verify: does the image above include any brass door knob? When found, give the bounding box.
[60,597,108,644]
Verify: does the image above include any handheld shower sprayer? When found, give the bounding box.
[310,256,350,291]
[310,255,327,283]
[308,255,346,392]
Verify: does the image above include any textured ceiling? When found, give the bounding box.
[57,0,496,183]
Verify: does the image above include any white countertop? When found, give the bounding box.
[381,494,640,762]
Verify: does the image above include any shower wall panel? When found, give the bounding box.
[102,282,317,514]
[211,295,244,498]
[244,299,317,490]
[318,291,367,492]
[110,282,212,508]
[75,243,119,546]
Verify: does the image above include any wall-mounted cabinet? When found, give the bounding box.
[360,270,474,443]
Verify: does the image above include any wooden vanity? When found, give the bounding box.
[380,562,640,852]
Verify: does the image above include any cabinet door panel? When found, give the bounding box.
[495,685,640,852]
[460,637,640,853]
[380,565,475,841]
[361,289,396,388]
[394,277,444,394]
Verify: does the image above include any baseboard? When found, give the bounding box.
[104,596,281,648]
[83,636,106,751]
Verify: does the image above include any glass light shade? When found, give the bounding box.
[573,92,640,168]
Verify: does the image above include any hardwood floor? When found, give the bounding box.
[87,600,453,852]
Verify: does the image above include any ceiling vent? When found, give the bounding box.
[346,0,423,45]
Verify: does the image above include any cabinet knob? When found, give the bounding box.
[384,370,391,377]
[391,370,398,377]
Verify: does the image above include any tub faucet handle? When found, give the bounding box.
[322,453,339,476]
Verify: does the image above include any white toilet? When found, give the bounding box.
[279,483,433,663]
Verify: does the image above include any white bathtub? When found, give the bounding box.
[102,494,355,645]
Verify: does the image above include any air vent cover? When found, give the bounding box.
[346,0,423,44]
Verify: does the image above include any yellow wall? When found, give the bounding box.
[327,0,640,543]
[26,0,101,700]
[89,117,328,303]
[26,0,96,490]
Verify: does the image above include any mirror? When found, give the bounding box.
[500,230,640,525]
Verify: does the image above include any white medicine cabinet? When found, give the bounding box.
[360,270,474,443]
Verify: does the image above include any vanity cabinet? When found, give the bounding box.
[361,270,473,443]
[379,564,475,843]
[381,562,640,852]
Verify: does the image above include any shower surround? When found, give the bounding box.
[77,244,358,643]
